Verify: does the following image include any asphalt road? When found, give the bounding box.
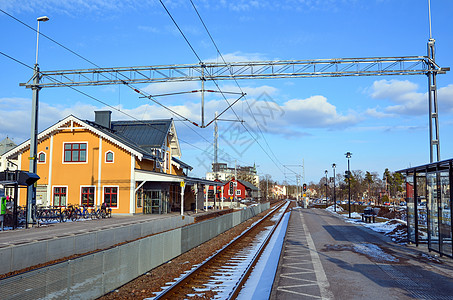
[272,207,453,300]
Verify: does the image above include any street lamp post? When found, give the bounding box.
[345,152,352,218]
[26,16,49,227]
[325,170,328,206]
[332,163,336,212]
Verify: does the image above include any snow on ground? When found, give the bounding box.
[238,211,290,299]
[148,202,291,300]
[352,243,399,262]
[326,205,343,212]
[326,206,408,244]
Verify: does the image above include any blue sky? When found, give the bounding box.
[1,0,453,184]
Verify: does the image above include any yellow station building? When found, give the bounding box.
[3,111,215,215]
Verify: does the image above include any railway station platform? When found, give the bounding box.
[271,207,453,299]
[0,203,270,300]
[0,209,227,276]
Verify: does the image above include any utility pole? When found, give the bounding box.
[296,176,298,202]
[213,111,218,209]
[234,160,237,207]
[266,176,269,203]
[213,111,218,179]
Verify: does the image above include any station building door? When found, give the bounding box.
[143,190,169,214]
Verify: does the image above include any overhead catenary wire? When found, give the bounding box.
[0,51,236,165]
[0,8,205,129]
[1,8,276,174]
[0,10,221,155]
[158,0,285,174]
[157,0,246,127]
[187,0,285,174]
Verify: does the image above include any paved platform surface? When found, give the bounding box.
[271,207,453,299]
[0,209,215,247]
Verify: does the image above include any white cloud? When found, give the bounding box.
[0,0,155,14]
[365,107,394,118]
[367,80,453,117]
[137,25,160,34]
[370,79,418,101]
[0,97,99,142]
[0,0,366,15]
[215,84,278,97]
[281,95,359,128]
[438,84,453,114]
[205,51,266,63]
[369,79,426,115]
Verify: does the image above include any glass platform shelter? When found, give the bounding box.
[398,159,453,258]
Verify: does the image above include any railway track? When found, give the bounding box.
[152,201,290,299]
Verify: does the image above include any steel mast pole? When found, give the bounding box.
[345,152,352,218]
[332,163,336,212]
[27,65,40,227]
[325,170,328,205]
[27,16,49,227]
[201,63,205,128]
[427,0,440,162]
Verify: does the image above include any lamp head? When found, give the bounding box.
[332,163,336,168]
[345,152,352,158]
[37,16,49,22]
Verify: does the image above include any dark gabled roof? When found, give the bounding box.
[85,120,159,160]
[85,119,176,161]
[238,179,258,191]
[111,119,172,152]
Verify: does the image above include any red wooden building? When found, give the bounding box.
[208,178,258,201]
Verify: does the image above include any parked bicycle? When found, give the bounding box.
[90,206,101,219]
[74,204,91,219]
[91,203,112,219]
[101,203,112,218]
[37,206,66,223]
[63,205,78,222]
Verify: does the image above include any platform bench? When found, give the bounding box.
[361,213,376,223]
[361,207,380,223]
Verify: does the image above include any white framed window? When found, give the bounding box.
[103,186,119,208]
[105,151,114,163]
[63,142,88,163]
[53,186,68,207]
[81,186,96,207]
[236,190,241,195]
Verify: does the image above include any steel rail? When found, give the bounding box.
[227,201,290,299]
[153,201,288,300]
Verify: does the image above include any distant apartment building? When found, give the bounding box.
[206,163,259,187]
